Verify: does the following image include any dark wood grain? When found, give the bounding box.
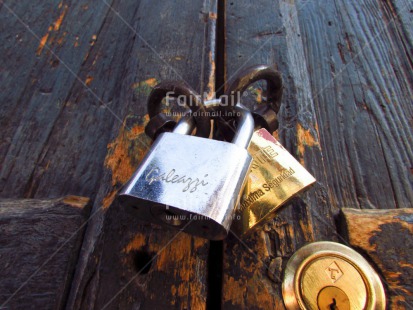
[0,0,127,199]
[0,0,217,309]
[222,0,413,308]
[0,196,90,309]
[295,0,413,209]
[386,0,413,58]
[340,208,413,309]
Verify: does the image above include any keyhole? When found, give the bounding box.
[329,298,337,310]
[317,286,350,310]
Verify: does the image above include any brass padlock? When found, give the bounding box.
[282,241,386,310]
[231,128,316,236]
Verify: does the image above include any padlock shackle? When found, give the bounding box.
[225,64,283,113]
[171,102,253,148]
[203,98,222,111]
[147,81,211,138]
[173,113,195,135]
[202,99,254,148]
[231,104,254,149]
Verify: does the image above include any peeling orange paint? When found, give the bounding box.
[343,208,413,309]
[314,122,320,141]
[121,230,208,308]
[206,51,215,100]
[209,12,217,19]
[155,235,190,269]
[248,86,263,103]
[155,234,207,309]
[132,78,159,96]
[399,261,413,269]
[296,123,320,160]
[83,51,90,62]
[145,78,158,87]
[90,34,97,46]
[36,5,68,56]
[104,115,150,186]
[223,275,245,303]
[391,295,406,309]
[36,33,49,56]
[85,75,93,86]
[123,234,146,254]
[62,196,90,208]
[299,218,315,242]
[222,221,307,309]
[102,190,117,209]
[223,272,282,309]
[170,286,177,305]
[53,5,68,31]
[105,136,140,185]
[56,34,65,45]
[73,36,80,47]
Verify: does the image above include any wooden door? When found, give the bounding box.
[0,0,411,309]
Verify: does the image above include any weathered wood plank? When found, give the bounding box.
[295,0,413,209]
[222,0,413,308]
[340,208,413,309]
[0,196,90,309]
[0,0,127,199]
[0,0,217,308]
[386,0,413,59]
[90,203,209,310]
[64,1,218,309]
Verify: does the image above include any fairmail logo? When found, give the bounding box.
[163,91,243,118]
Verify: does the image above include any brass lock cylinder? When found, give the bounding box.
[282,241,386,310]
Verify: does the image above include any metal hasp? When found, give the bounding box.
[282,241,386,310]
[118,106,254,240]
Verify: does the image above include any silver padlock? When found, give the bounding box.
[118,106,254,240]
